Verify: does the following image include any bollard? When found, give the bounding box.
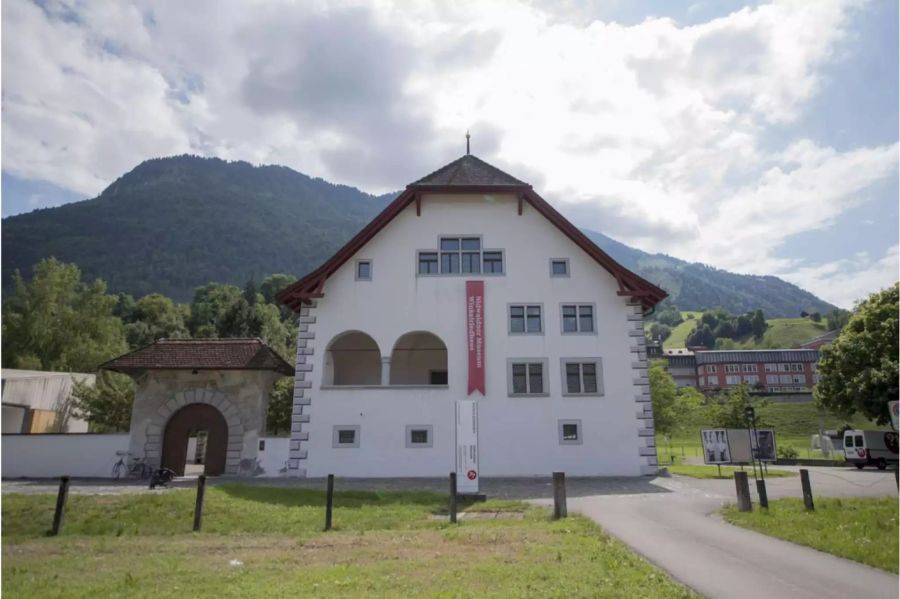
[50,476,71,536]
[324,474,334,531]
[800,469,814,511]
[734,471,752,512]
[552,472,567,519]
[756,479,769,509]
[449,472,458,524]
[192,474,207,532]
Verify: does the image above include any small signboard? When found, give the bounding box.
[455,399,479,494]
[701,429,731,464]
[889,401,899,431]
[701,428,778,465]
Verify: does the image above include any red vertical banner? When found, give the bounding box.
[466,280,485,395]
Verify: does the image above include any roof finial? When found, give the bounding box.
[465,130,470,155]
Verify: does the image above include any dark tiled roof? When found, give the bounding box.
[101,338,294,375]
[410,154,528,187]
[694,349,820,365]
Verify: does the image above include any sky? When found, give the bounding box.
[1,0,897,309]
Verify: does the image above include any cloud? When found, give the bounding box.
[784,245,899,309]
[1,0,896,304]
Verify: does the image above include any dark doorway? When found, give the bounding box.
[162,403,228,476]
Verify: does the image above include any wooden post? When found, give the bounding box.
[449,472,458,524]
[756,479,769,509]
[50,476,70,536]
[734,471,752,512]
[192,474,207,532]
[552,472,567,519]
[800,469,814,511]
[324,474,334,531]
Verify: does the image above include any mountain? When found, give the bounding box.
[3,156,392,301]
[2,155,835,316]
[581,230,836,317]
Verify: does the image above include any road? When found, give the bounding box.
[556,467,897,599]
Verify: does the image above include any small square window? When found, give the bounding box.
[333,425,360,448]
[550,259,569,277]
[356,260,372,281]
[561,304,594,333]
[406,425,434,448]
[418,252,438,274]
[558,419,583,445]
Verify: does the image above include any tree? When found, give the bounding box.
[260,274,297,305]
[750,309,767,338]
[706,384,770,428]
[2,258,128,372]
[809,312,822,323]
[267,377,293,435]
[647,322,672,343]
[125,293,189,348]
[649,361,703,437]
[826,308,851,331]
[686,324,715,349]
[70,371,135,432]
[188,283,242,337]
[815,284,899,425]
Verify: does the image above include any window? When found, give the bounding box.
[779,374,792,384]
[550,259,569,277]
[844,435,853,448]
[725,375,741,385]
[778,363,791,372]
[764,363,777,373]
[355,259,372,281]
[507,359,548,396]
[791,374,805,384]
[419,236,504,276]
[706,375,719,387]
[698,376,705,387]
[854,435,864,448]
[706,365,718,374]
[405,425,433,448]
[418,252,438,274]
[744,374,759,384]
[332,425,360,448]
[790,363,804,372]
[509,304,542,334]
[561,304,595,333]
[725,364,740,374]
[558,419,583,445]
[561,359,604,396]
[766,374,779,384]
[429,370,448,385]
[742,364,758,373]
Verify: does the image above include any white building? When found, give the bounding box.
[1,369,94,434]
[277,154,666,478]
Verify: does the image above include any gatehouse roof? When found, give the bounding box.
[100,338,295,376]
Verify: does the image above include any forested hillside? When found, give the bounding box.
[3,155,835,316]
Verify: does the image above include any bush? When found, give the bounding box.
[777,445,799,459]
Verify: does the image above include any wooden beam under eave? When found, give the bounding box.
[415,194,421,216]
[518,194,524,215]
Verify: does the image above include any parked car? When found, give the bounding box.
[843,430,899,470]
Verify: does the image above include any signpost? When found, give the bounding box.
[455,399,479,495]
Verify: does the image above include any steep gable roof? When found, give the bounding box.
[100,338,295,376]
[277,154,667,312]
[412,154,528,187]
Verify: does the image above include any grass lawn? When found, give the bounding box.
[662,311,701,349]
[666,464,794,479]
[722,497,898,573]
[3,485,696,598]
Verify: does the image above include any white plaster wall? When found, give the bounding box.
[299,193,650,477]
[257,437,290,476]
[2,434,129,478]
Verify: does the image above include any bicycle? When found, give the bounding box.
[111,453,153,480]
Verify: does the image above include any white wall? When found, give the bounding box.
[2,434,129,478]
[296,192,651,477]
[256,436,290,476]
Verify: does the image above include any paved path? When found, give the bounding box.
[553,468,897,599]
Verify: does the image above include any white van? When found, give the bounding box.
[843,430,899,470]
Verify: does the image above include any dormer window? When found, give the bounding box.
[418,236,504,276]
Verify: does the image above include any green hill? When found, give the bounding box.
[3,155,838,315]
[663,314,829,349]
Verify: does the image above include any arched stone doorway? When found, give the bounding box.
[162,403,229,476]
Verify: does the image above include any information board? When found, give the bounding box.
[455,399,479,494]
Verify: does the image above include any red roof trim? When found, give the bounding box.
[277,184,667,312]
